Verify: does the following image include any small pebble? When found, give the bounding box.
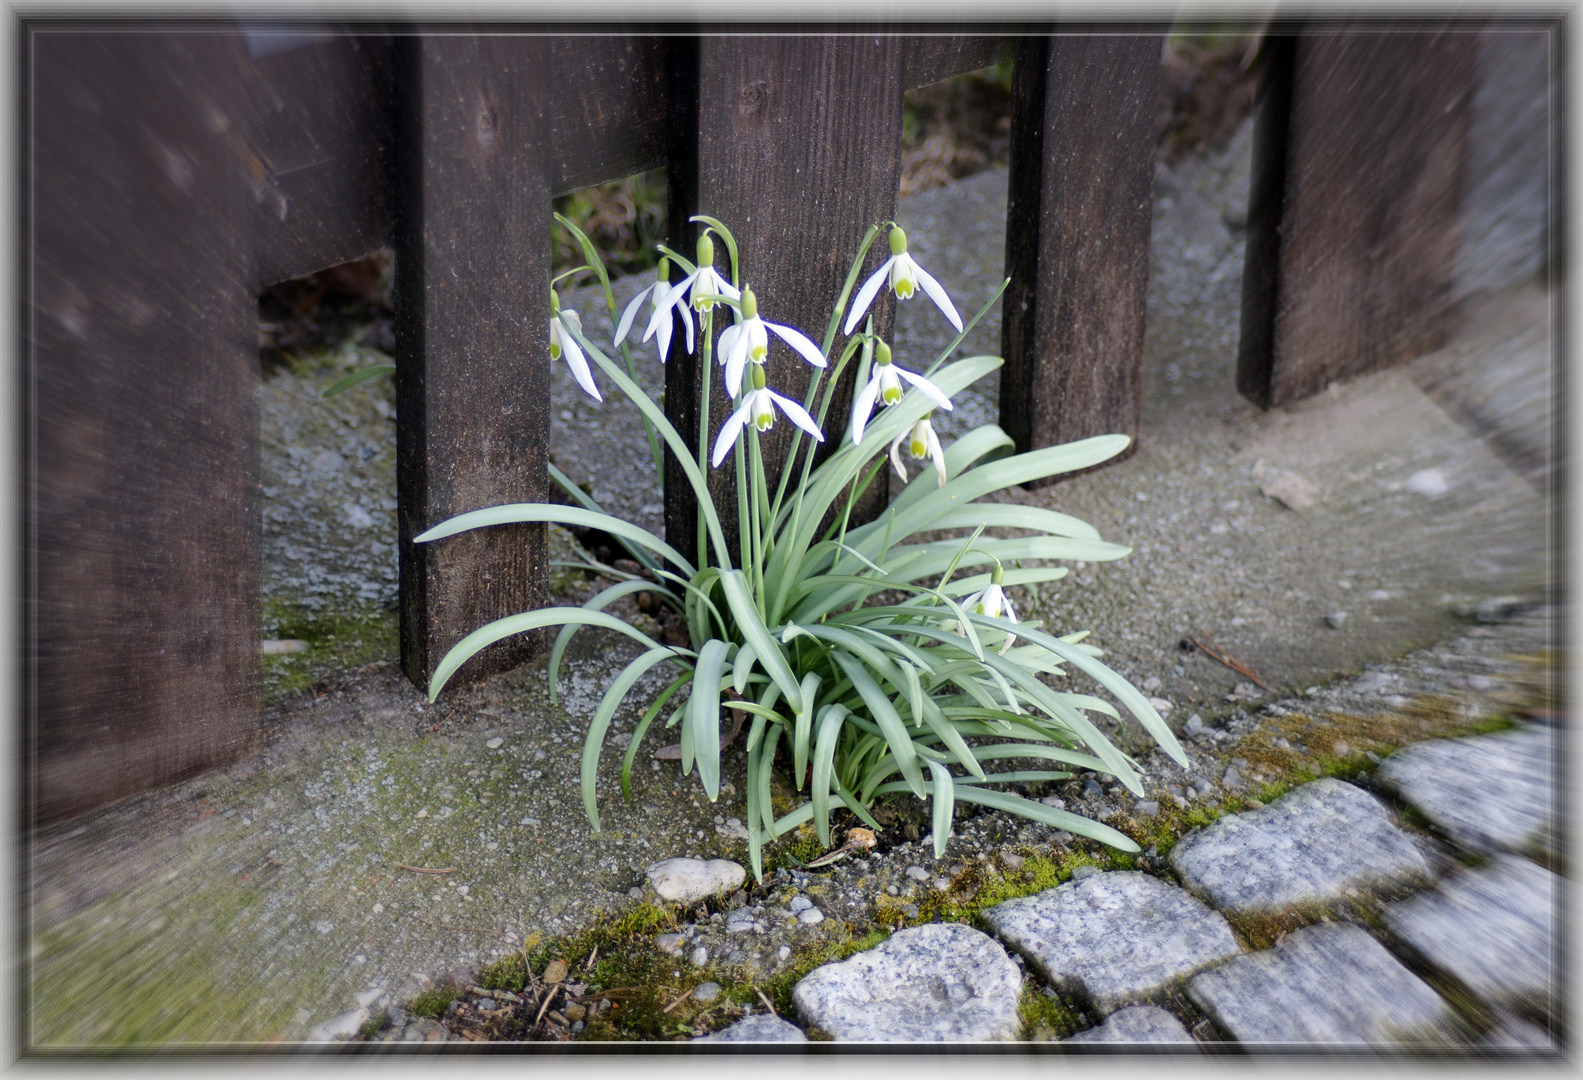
[1184,715,1204,736]
[1146,696,1174,714]
[1135,800,1159,818]
[797,907,824,926]
[1001,852,1025,870]
[693,982,722,1002]
[905,866,929,881]
[1039,796,1065,809]
[1222,767,1242,789]
[1243,798,1265,810]
[778,946,791,960]
[485,737,503,749]
[1071,865,1100,881]
[1332,740,1351,758]
[788,896,813,913]
[1326,612,1349,629]
[690,946,709,967]
[1142,676,1162,691]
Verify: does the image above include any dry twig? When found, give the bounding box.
[1187,630,1270,690]
[396,863,458,874]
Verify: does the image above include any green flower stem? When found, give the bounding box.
[697,308,714,570]
[735,401,752,589]
[748,425,768,622]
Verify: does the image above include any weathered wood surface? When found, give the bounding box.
[663,36,909,565]
[393,35,552,687]
[999,33,1161,481]
[1238,28,1480,408]
[27,32,262,825]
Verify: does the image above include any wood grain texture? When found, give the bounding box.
[664,35,908,567]
[1238,29,1480,408]
[1000,34,1160,482]
[26,31,262,825]
[550,34,671,194]
[242,33,397,289]
[904,34,1014,89]
[393,35,551,688]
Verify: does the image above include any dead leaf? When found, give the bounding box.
[543,958,568,984]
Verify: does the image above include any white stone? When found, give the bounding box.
[982,871,1241,1016]
[645,858,746,904]
[1385,853,1556,1017]
[696,1014,808,1043]
[1063,1005,1197,1044]
[1188,922,1450,1046]
[1375,725,1557,858]
[305,1007,368,1041]
[1169,779,1432,911]
[793,923,1022,1042]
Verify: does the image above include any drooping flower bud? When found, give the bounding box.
[888,226,908,255]
[750,363,767,391]
[875,339,892,366]
[697,233,715,267]
[740,286,758,321]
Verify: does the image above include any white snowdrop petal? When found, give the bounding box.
[897,368,955,411]
[913,263,963,332]
[843,258,894,336]
[764,322,828,368]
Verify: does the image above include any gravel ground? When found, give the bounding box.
[26,101,1559,1045]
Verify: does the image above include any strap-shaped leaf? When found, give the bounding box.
[582,648,678,830]
[982,616,1188,769]
[688,639,731,801]
[428,608,679,701]
[622,670,692,801]
[926,760,955,858]
[322,363,395,398]
[831,652,924,798]
[731,641,759,695]
[792,672,821,791]
[416,502,694,578]
[548,462,662,575]
[549,580,676,704]
[810,704,848,848]
[718,570,803,715]
[873,780,1140,852]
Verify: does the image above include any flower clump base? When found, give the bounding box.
[416,217,1187,881]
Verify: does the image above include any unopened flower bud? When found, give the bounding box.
[888,226,908,256]
[750,363,767,391]
[875,340,892,366]
[741,287,758,321]
[697,233,715,267]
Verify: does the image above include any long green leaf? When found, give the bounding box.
[416,503,694,578]
[322,363,395,398]
[621,670,692,801]
[547,462,662,574]
[792,672,821,791]
[810,704,848,847]
[926,760,955,858]
[831,652,924,798]
[872,780,1140,852]
[428,608,682,700]
[717,570,803,714]
[549,580,676,704]
[582,648,678,830]
[687,639,730,800]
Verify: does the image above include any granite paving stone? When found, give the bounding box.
[1169,778,1434,912]
[792,923,1022,1042]
[982,871,1242,1015]
[1385,852,1556,1018]
[1063,1005,1198,1045]
[696,1014,809,1043]
[1188,922,1451,1046]
[1374,725,1557,859]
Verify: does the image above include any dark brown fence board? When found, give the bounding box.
[549,34,670,195]
[904,34,1015,89]
[393,35,552,687]
[27,32,262,825]
[1237,28,1480,408]
[243,32,397,289]
[664,35,908,565]
[999,34,1160,480]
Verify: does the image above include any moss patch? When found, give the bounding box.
[261,598,398,705]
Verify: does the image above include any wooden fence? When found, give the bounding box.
[24,20,1498,823]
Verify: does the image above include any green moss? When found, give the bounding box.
[1018,984,1085,1041]
[410,983,463,1019]
[261,598,398,705]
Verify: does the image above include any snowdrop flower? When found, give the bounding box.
[643,233,740,346]
[549,289,601,402]
[890,412,947,487]
[850,340,953,445]
[843,225,963,336]
[958,564,1018,654]
[711,364,824,468]
[614,256,694,363]
[717,287,828,398]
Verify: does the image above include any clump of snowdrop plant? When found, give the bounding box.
[416,215,1186,880]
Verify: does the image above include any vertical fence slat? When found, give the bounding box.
[1000,34,1161,481]
[1237,28,1480,408]
[28,33,261,824]
[664,35,908,565]
[394,35,551,688]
